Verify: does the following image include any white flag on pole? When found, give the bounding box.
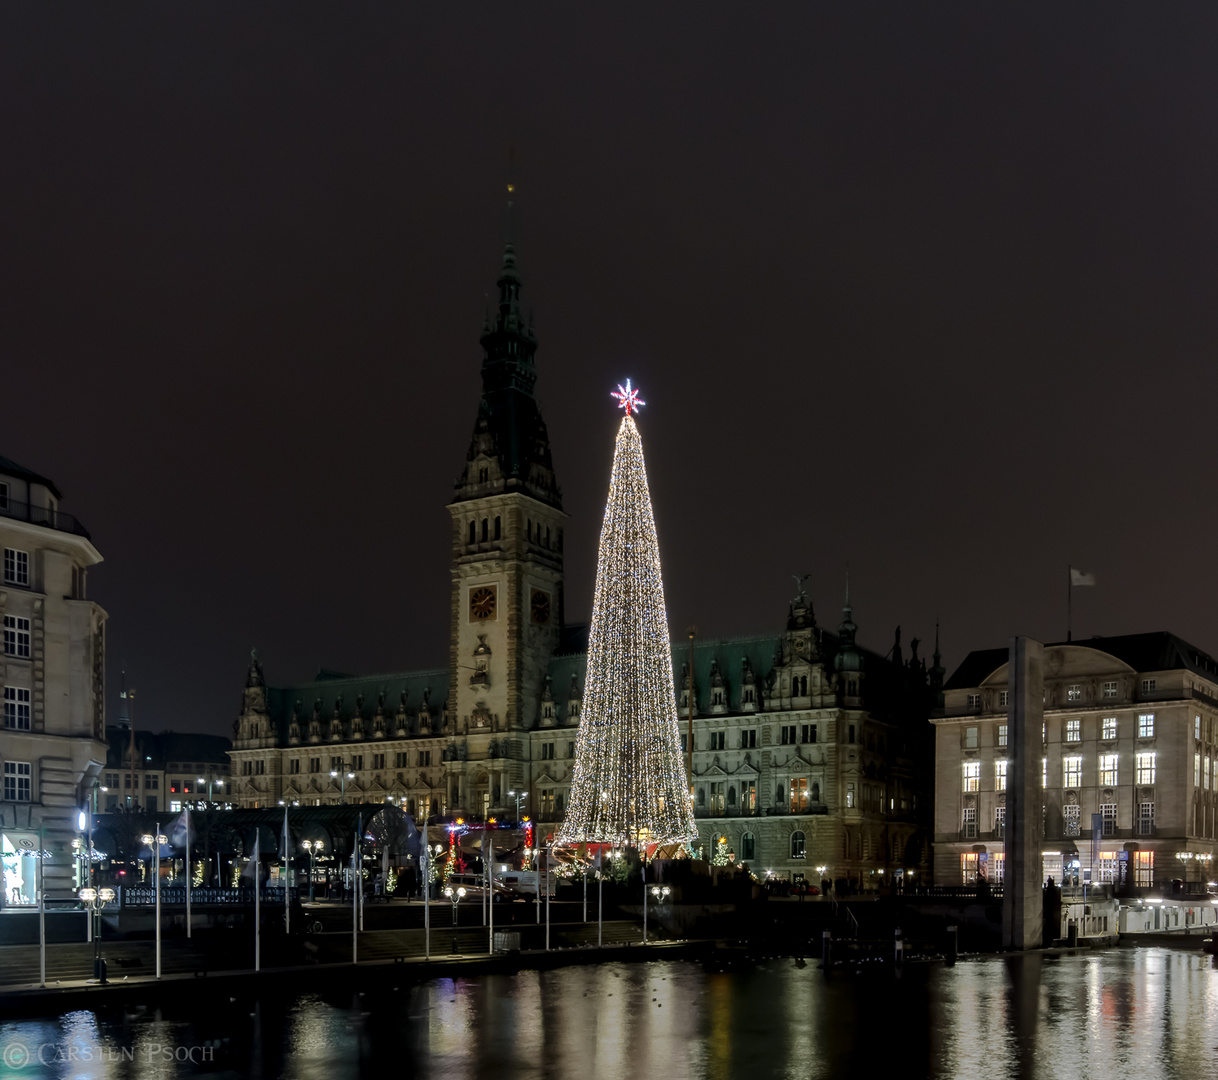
[1070,568,1096,587]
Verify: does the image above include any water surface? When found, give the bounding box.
[1,947,1214,1078]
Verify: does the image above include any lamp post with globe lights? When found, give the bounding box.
[508,790,527,822]
[444,884,466,926]
[140,829,168,978]
[302,840,323,902]
[77,886,116,981]
[330,765,356,805]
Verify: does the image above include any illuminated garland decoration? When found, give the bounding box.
[712,835,730,866]
[557,384,697,848]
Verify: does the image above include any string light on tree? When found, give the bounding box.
[557,381,697,848]
[713,835,730,866]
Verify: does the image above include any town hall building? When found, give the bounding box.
[228,236,939,886]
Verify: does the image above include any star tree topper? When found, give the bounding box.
[611,379,645,416]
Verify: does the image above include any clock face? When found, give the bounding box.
[531,589,551,625]
[469,586,496,621]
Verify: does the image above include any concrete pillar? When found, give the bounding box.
[1003,636,1044,951]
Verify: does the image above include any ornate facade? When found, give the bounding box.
[228,239,937,885]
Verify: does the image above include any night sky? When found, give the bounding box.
[4,7,1217,738]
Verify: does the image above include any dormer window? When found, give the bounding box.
[479,466,489,483]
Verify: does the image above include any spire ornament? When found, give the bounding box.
[611,379,645,417]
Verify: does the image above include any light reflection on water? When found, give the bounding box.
[0,947,1215,1079]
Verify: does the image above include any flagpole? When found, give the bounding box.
[598,850,603,948]
[254,834,261,973]
[1067,565,1072,643]
[155,820,162,979]
[186,808,192,940]
[423,820,430,961]
[544,846,550,952]
[283,806,290,937]
[487,829,494,956]
[38,822,46,988]
[642,852,648,944]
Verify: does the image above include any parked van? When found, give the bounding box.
[496,869,556,900]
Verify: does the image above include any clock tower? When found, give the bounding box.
[448,238,565,743]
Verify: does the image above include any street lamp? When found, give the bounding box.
[302,840,323,902]
[1177,851,1196,890]
[330,766,357,805]
[197,775,225,806]
[507,790,527,821]
[140,830,168,979]
[77,886,116,982]
[443,885,466,926]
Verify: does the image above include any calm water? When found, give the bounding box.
[1,948,1215,1079]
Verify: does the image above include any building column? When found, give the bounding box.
[1003,636,1044,950]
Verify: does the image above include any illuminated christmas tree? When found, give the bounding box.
[557,381,697,848]
[712,835,730,866]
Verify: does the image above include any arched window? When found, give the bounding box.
[469,521,476,545]
[481,519,488,542]
[776,782,785,807]
[727,785,737,806]
[800,675,808,696]
[494,516,501,540]
[740,832,755,861]
[811,781,820,804]
[697,787,706,806]
[791,831,806,859]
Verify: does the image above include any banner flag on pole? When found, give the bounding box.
[1070,568,1096,587]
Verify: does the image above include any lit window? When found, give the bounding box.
[961,853,979,884]
[1064,804,1081,836]
[1138,713,1155,738]
[3,548,29,587]
[1136,752,1156,785]
[964,727,978,749]
[1099,754,1119,786]
[1101,803,1117,836]
[1067,685,1082,701]
[1206,757,1212,791]
[1141,678,1156,693]
[988,852,1006,883]
[1103,681,1117,699]
[1062,756,1083,788]
[3,686,31,730]
[962,807,977,838]
[995,806,1006,838]
[1197,715,1203,741]
[1042,757,1047,788]
[994,760,1008,791]
[846,782,855,809]
[3,760,31,801]
[790,831,806,859]
[1097,853,1119,882]
[1065,718,1080,742]
[1196,752,1202,787]
[997,724,1008,747]
[1102,717,1117,740]
[962,761,980,792]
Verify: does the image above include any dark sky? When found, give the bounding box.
[4,6,1218,738]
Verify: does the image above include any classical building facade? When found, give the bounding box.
[932,634,1218,890]
[0,455,107,902]
[228,240,937,885]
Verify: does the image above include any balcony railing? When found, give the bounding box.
[0,498,91,540]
